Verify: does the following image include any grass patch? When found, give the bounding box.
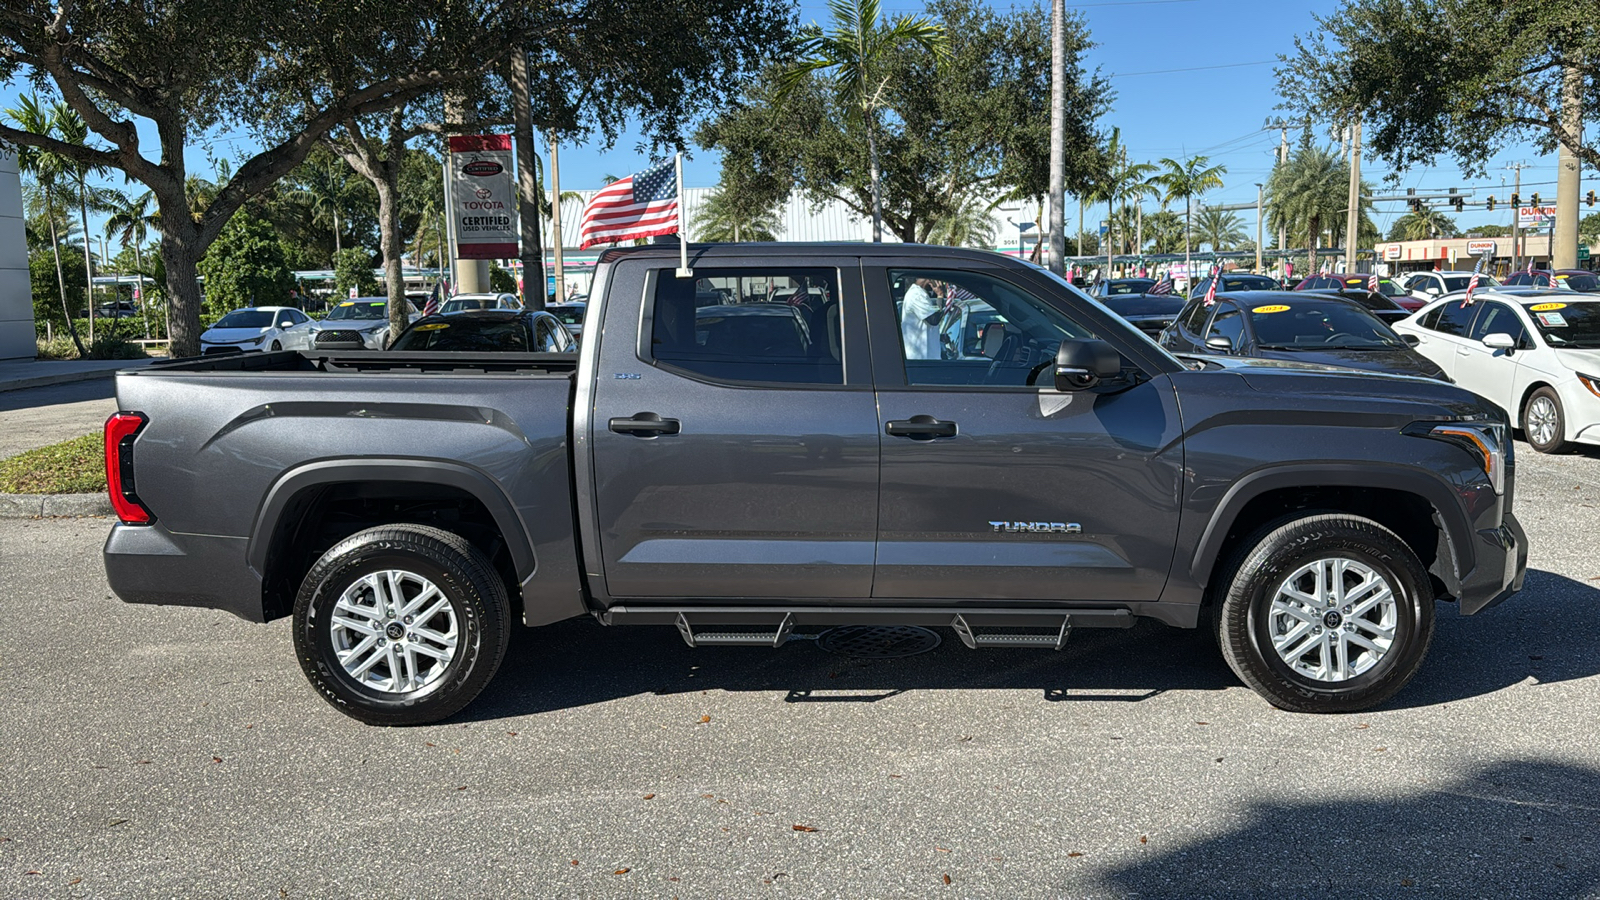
[0,433,106,494]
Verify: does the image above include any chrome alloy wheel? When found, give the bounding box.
[329,570,458,694]
[1266,557,1397,683]
[1527,396,1560,447]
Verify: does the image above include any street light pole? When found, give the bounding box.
[1345,116,1361,274]
[1046,0,1065,276]
[1255,183,1264,274]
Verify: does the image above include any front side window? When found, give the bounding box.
[1177,298,1211,335]
[648,268,843,385]
[888,268,1097,387]
[1206,307,1246,348]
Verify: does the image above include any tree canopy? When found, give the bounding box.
[699,0,1110,244]
[196,214,295,317]
[1276,0,1599,176]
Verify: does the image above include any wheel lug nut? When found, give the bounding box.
[377,638,386,646]
[1343,605,1351,613]
[403,615,413,624]
[1312,626,1323,634]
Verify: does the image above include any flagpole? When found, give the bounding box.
[675,151,692,278]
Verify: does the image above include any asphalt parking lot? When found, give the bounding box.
[0,381,116,461]
[2,442,1599,898]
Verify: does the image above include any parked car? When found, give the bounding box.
[441,292,522,314]
[307,298,420,350]
[1092,278,1158,297]
[1402,270,1501,309]
[1159,291,1448,381]
[1187,272,1281,298]
[199,306,316,355]
[1392,289,1600,452]
[545,301,587,343]
[1501,269,1600,293]
[102,243,1524,724]
[389,309,574,353]
[1095,292,1186,339]
[79,300,142,319]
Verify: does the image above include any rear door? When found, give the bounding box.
[1408,300,1481,379]
[588,257,879,600]
[865,259,1184,602]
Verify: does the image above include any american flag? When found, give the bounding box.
[577,159,679,249]
[1367,271,1379,293]
[1202,264,1221,307]
[1462,259,1485,306]
[423,281,442,317]
[1149,274,1174,295]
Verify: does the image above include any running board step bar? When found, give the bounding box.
[950,613,1072,650]
[675,612,796,648]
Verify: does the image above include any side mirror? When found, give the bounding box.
[1424,285,1440,295]
[279,321,294,328]
[1482,332,1516,351]
[1401,333,1421,347]
[1205,335,1234,353]
[1054,339,1122,392]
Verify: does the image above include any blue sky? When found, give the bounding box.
[1,0,1580,245]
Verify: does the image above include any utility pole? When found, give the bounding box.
[549,138,565,303]
[509,50,545,310]
[1554,63,1583,270]
[1255,183,1264,273]
[1345,116,1362,274]
[1507,162,1528,272]
[1046,0,1065,275]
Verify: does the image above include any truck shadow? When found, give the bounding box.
[461,568,1600,721]
[1099,759,1600,898]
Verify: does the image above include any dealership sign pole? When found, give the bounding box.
[448,135,518,263]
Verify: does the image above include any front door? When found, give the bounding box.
[590,259,879,600]
[866,262,1184,602]
[1453,300,1526,413]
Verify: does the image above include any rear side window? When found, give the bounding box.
[1468,302,1528,345]
[648,268,843,385]
[1431,301,1479,337]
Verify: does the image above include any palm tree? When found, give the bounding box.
[779,0,946,242]
[1152,154,1227,282]
[291,154,360,254]
[105,188,160,336]
[926,194,997,249]
[1191,207,1247,252]
[1142,209,1185,255]
[1088,129,1158,267]
[1265,146,1374,273]
[50,101,116,345]
[6,95,87,356]
[691,184,784,242]
[1388,208,1457,241]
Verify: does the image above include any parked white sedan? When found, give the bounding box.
[1393,289,1600,452]
[199,306,315,354]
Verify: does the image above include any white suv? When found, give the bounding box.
[1393,288,1600,452]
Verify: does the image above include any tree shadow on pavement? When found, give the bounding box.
[459,567,1600,721]
[1101,759,1600,898]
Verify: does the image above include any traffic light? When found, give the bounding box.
[1487,196,1496,211]
[1587,190,1596,207]
[1451,194,1464,211]
[1511,193,1521,207]
[1409,198,1422,212]
[1531,192,1541,207]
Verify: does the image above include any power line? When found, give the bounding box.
[1108,60,1274,79]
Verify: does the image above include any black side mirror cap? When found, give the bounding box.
[1401,333,1421,347]
[1055,339,1122,391]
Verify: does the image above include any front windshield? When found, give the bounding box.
[213,310,275,329]
[391,318,528,351]
[549,305,585,325]
[325,301,387,320]
[1557,272,1600,293]
[1523,301,1600,348]
[1249,301,1404,349]
[1106,279,1155,295]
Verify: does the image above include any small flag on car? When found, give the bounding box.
[1203,264,1221,307]
[423,281,442,317]
[1367,271,1379,293]
[577,158,679,249]
[1149,274,1173,295]
[1462,258,1485,306]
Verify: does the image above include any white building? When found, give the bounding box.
[0,147,33,360]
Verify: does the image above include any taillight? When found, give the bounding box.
[104,412,154,525]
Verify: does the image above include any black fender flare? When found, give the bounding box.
[246,458,535,583]
[1189,463,1471,592]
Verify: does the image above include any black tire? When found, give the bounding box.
[270,339,282,351]
[292,524,510,725]
[1522,386,1569,453]
[1213,513,1434,713]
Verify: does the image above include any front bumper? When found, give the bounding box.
[1456,513,1527,615]
[104,523,265,622]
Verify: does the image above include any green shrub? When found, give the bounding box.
[0,433,106,494]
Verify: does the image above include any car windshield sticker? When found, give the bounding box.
[413,323,449,331]
[1537,311,1568,327]
[1530,302,1567,312]
[1252,304,1290,313]
[339,301,354,307]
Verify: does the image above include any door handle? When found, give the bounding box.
[885,415,958,439]
[609,413,680,437]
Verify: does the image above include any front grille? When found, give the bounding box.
[315,329,368,346]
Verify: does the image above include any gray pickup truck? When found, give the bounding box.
[103,244,1526,724]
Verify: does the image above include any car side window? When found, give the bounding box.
[1432,301,1479,337]
[1177,299,1210,335]
[888,268,1098,387]
[1468,302,1528,346]
[1206,306,1246,348]
[647,267,843,385]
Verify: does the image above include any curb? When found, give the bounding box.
[0,493,113,518]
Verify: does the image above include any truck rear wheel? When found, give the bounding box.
[1213,513,1434,713]
[292,524,510,725]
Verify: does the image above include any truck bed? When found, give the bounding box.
[143,348,580,377]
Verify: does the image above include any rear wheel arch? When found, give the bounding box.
[250,460,534,621]
[1193,467,1467,601]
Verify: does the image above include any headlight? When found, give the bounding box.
[1577,373,1600,400]
[1408,420,1507,495]
[244,334,265,345]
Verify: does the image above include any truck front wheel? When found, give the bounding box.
[1213,513,1434,713]
[292,524,510,725]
